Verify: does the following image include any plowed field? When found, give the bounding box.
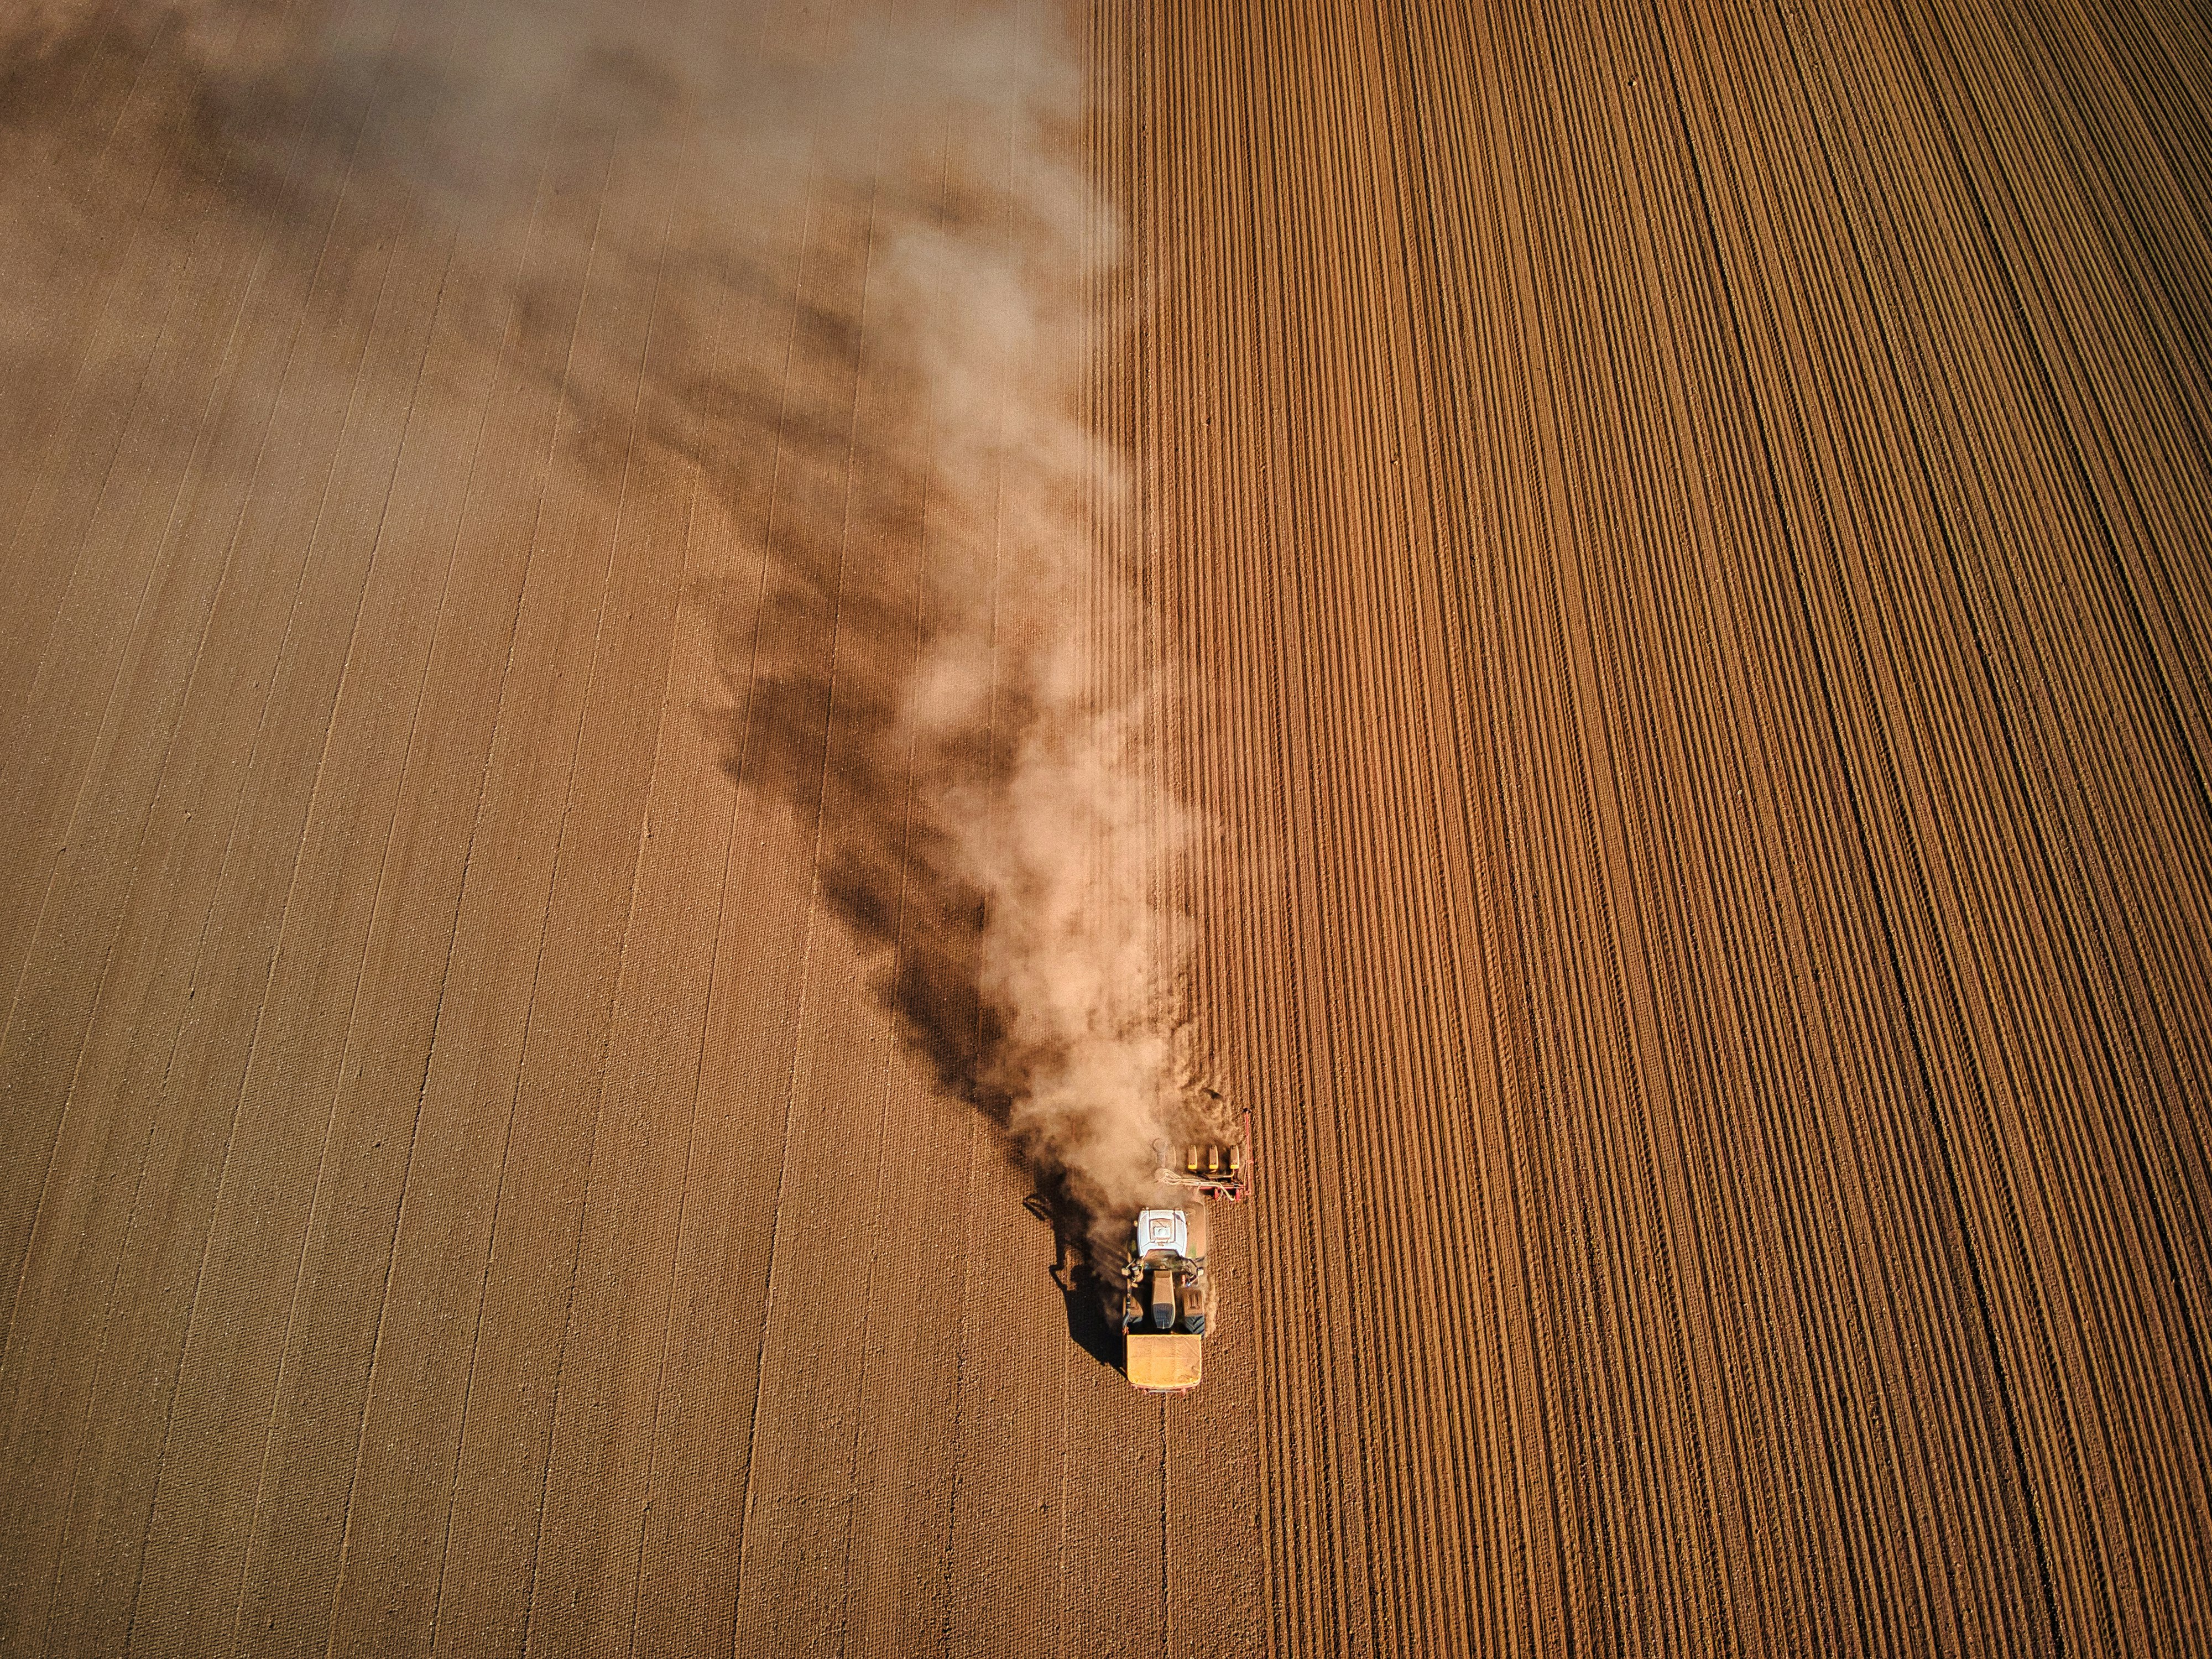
[3,0,2209,1654]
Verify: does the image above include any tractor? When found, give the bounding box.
[1116,1112,1248,1393]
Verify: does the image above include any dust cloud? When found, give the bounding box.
[720,3,1212,1268]
[1,0,1202,1264]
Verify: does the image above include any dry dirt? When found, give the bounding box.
[4,0,2211,1654]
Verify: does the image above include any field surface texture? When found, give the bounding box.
[3,0,2210,1655]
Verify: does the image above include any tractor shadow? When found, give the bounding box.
[1030,1191,1125,1375]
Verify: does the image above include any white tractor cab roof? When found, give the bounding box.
[1135,1208,1190,1260]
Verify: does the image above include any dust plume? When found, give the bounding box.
[728,3,1215,1267]
[0,0,1209,1266]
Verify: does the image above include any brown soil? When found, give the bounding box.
[3,0,2209,1655]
